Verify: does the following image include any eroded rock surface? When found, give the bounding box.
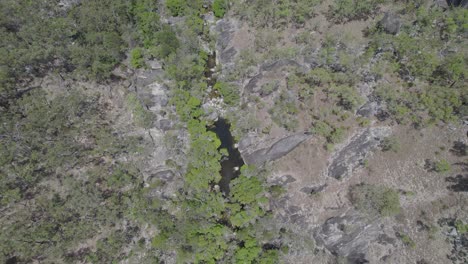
[379,12,401,35]
[239,133,311,165]
[314,211,395,264]
[328,127,391,180]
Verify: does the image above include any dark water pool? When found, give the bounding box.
[209,118,244,195]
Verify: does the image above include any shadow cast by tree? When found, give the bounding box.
[446,174,468,192]
[450,141,467,157]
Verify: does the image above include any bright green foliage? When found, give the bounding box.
[132,0,161,47]
[171,90,204,121]
[231,175,264,205]
[312,120,346,147]
[213,0,227,18]
[230,205,265,227]
[350,184,401,217]
[434,159,451,173]
[455,219,468,234]
[214,81,240,106]
[393,33,439,79]
[166,0,185,16]
[420,86,463,124]
[234,230,263,263]
[185,224,229,263]
[230,174,264,205]
[131,48,145,68]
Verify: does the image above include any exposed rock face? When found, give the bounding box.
[357,101,380,117]
[215,19,238,66]
[269,174,297,186]
[157,119,173,131]
[314,211,394,264]
[239,133,311,165]
[379,12,401,35]
[148,170,175,183]
[327,127,391,180]
[260,59,302,72]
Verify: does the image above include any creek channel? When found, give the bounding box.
[205,52,245,195]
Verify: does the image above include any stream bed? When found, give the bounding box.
[209,118,244,195]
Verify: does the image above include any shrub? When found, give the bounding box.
[152,26,180,59]
[455,219,468,234]
[126,92,153,128]
[330,0,384,21]
[166,0,185,16]
[269,91,299,131]
[214,82,240,106]
[398,233,416,248]
[213,0,227,18]
[380,136,400,152]
[130,48,145,68]
[350,184,401,217]
[434,159,451,173]
[331,85,364,111]
[311,120,346,146]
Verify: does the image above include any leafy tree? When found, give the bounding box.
[166,0,186,16]
[214,81,240,106]
[151,26,180,59]
[350,184,401,217]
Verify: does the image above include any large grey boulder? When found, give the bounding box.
[239,133,311,165]
[379,12,401,35]
[327,127,391,180]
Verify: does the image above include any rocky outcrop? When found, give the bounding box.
[239,133,311,165]
[215,19,239,66]
[379,12,401,35]
[269,174,297,186]
[260,59,303,72]
[314,211,396,264]
[357,101,380,118]
[327,127,391,180]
